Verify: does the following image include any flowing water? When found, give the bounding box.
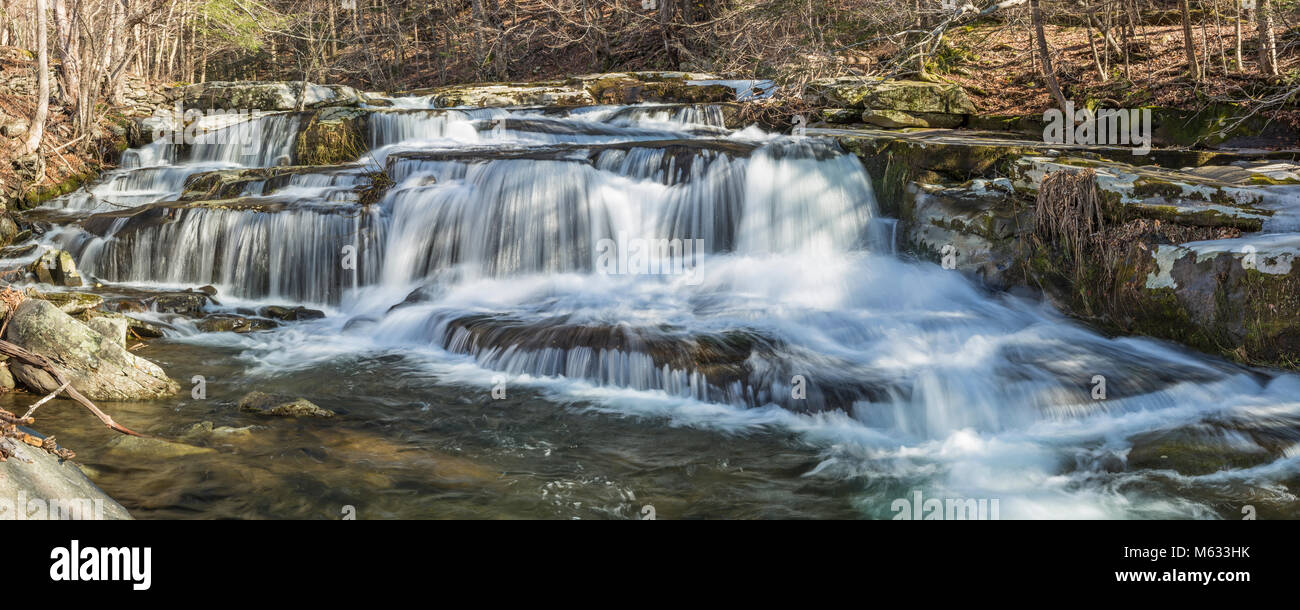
[10,100,1300,519]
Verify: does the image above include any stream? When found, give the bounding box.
[7,99,1300,519]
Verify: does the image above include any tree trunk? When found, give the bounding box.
[51,0,79,107]
[1031,0,1068,111]
[1234,1,1243,71]
[23,0,50,156]
[1256,0,1279,76]
[1179,0,1201,80]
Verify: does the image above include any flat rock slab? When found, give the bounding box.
[0,436,132,520]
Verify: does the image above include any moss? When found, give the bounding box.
[1128,205,1263,232]
[1248,174,1300,186]
[1131,177,1185,201]
[17,169,99,210]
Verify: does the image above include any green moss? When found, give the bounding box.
[18,169,99,210]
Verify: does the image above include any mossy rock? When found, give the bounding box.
[33,291,103,315]
[17,169,98,210]
[237,391,334,418]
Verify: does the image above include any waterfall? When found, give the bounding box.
[34,96,1300,518]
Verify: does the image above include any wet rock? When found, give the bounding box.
[146,291,212,316]
[194,314,278,333]
[0,242,37,258]
[0,433,132,520]
[4,299,179,401]
[33,291,104,315]
[196,285,218,296]
[257,305,325,321]
[1127,426,1275,476]
[106,435,216,458]
[237,391,335,418]
[28,249,82,287]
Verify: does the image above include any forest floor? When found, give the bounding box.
[1,19,1297,202]
[929,23,1299,128]
[0,47,113,213]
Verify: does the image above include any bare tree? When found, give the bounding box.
[1178,0,1201,80]
[1032,0,1068,110]
[1256,0,1279,76]
[23,0,50,155]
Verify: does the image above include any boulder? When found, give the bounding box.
[0,435,132,520]
[4,299,179,401]
[237,391,334,418]
[28,249,82,287]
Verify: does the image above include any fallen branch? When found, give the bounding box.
[22,380,71,420]
[0,339,143,437]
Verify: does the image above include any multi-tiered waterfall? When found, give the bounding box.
[20,95,1300,519]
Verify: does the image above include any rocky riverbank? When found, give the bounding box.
[804,76,1300,370]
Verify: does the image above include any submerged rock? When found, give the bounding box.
[106,435,216,458]
[4,299,179,401]
[237,391,335,418]
[181,421,254,441]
